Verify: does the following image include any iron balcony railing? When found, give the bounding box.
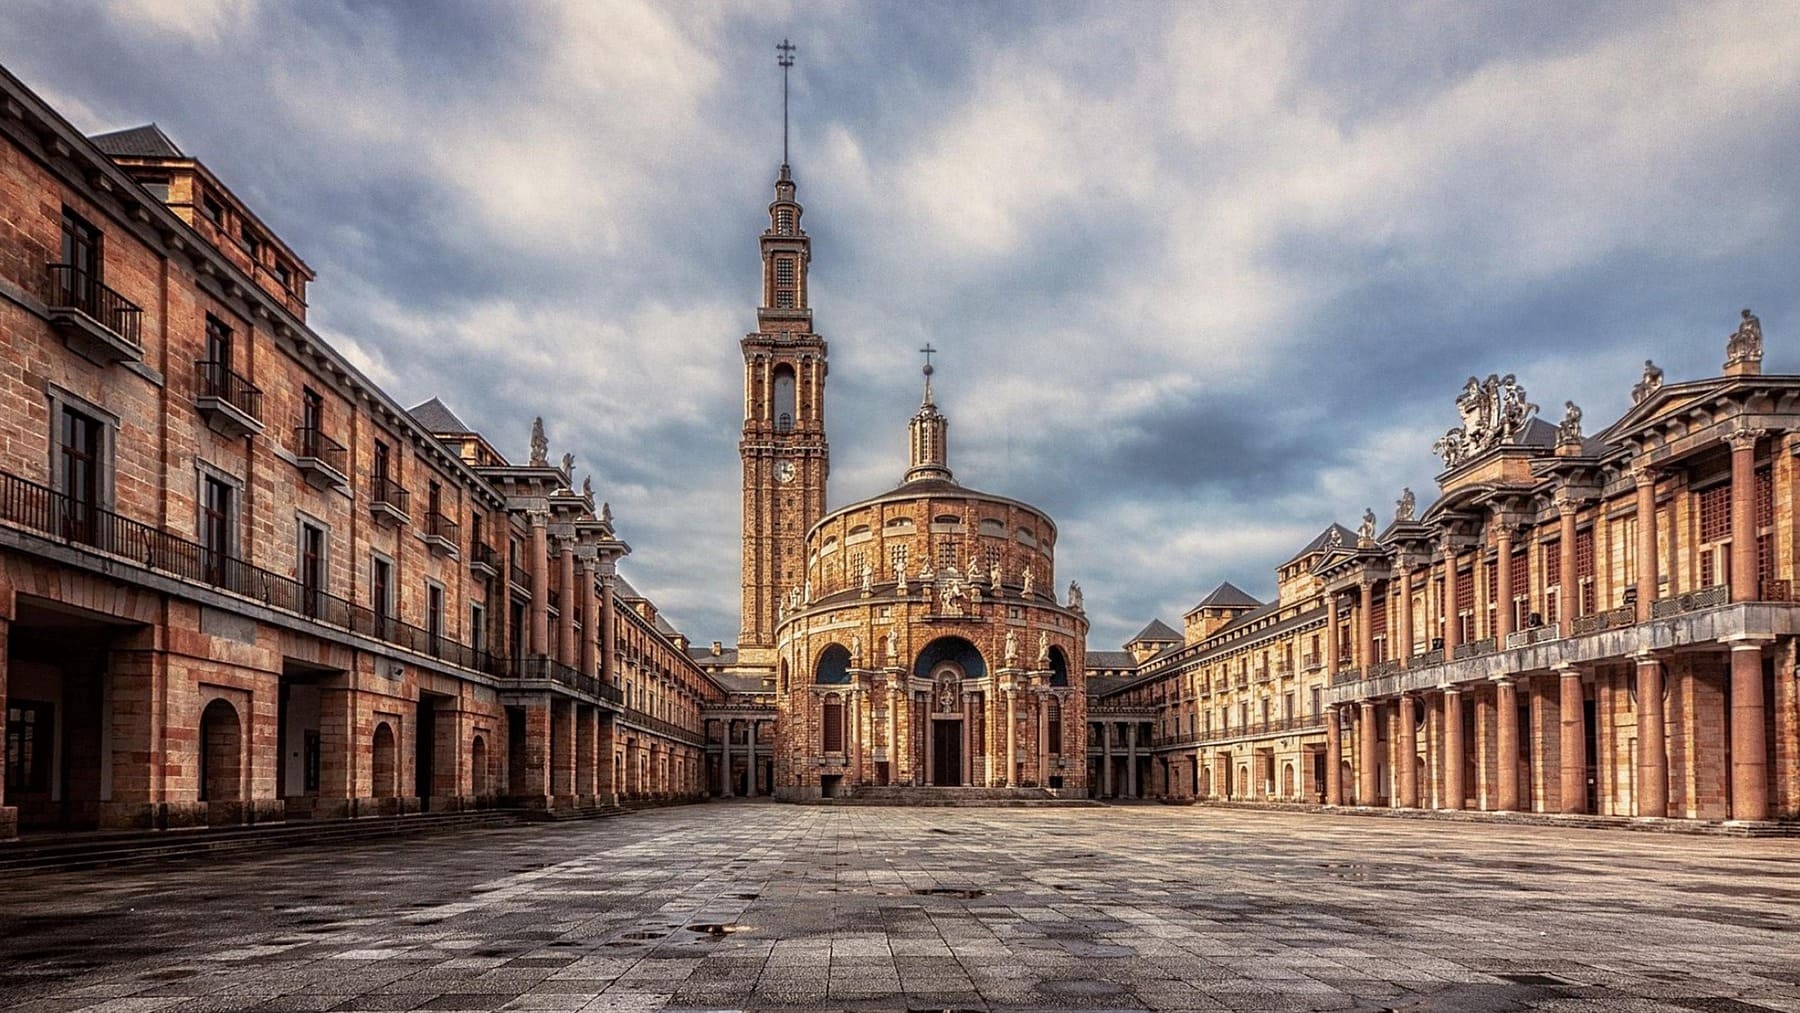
[1452,637,1497,660]
[295,425,348,472]
[370,474,410,515]
[426,510,459,545]
[510,562,533,588]
[1650,585,1729,619]
[1332,666,1362,685]
[195,360,263,422]
[0,466,502,675]
[1505,625,1563,650]
[1571,605,1637,636]
[469,542,501,574]
[46,263,143,348]
[1367,658,1402,679]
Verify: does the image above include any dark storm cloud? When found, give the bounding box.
[5,1,1797,647]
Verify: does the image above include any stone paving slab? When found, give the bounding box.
[0,803,1797,1012]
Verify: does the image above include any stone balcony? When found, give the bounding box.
[1323,600,1800,707]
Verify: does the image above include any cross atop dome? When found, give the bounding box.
[906,343,952,484]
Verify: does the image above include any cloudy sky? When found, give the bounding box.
[7,2,1799,647]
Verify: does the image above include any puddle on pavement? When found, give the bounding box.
[686,922,745,937]
[910,887,986,899]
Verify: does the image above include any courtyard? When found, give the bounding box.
[0,805,1795,1013]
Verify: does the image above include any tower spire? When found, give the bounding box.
[776,38,796,169]
[906,344,953,484]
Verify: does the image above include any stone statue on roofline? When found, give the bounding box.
[1067,580,1084,611]
[1358,508,1377,546]
[581,476,593,500]
[1726,308,1762,369]
[1395,487,1416,524]
[1557,401,1583,447]
[560,452,574,479]
[529,416,548,466]
[1631,360,1664,404]
[1005,628,1019,667]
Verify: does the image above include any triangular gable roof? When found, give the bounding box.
[1128,618,1182,644]
[90,123,185,159]
[1285,523,1357,564]
[407,397,471,434]
[1192,580,1260,610]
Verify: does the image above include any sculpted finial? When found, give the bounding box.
[529,417,548,467]
[1632,360,1664,404]
[1557,401,1583,447]
[1726,308,1763,370]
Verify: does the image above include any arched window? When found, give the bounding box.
[822,693,845,752]
[773,365,796,432]
[815,643,852,684]
[1048,646,1070,687]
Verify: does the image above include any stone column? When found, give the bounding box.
[1102,722,1114,798]
[1558,497,1579,636]
[1729,428,1762,601]
[1396,570,1414,667]
[1442,544,1461,661]
[529,513,550,656]
[596,711,616,805]
[1495,522,1515,644]
[600,575,619,685]
[0,607,13,839]
[575,705,596,802]
[747,718,758,797]
[520,697,551,807]
[1634,463,1658,622]
[1558,666,1585,814]
[1005,688,1018,787]
[1037,693,1050,787]
[962,695,974,786]
[1358,580,1375,670]
[557,542,577,665]
[1358,701,1378,805]
[1397,694,1418,808]
[1325,594,1340,676]
[1126,722,1139,798]
[1635,652,1667,817]
[1325,706,1343,805]
[580,559,599,677]
[550,698,575,804]
[721,719,733,797]
[1495,677,1519,812]
[1443,687,1465,810]
[1729,639,1770,821]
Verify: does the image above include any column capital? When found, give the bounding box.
[1630,458,1657,486]
[1721,633,1776,649]
[1553,662,1584,678]
[1726,425,1766,452]
[1491,674,1516,688]
[1439,683,1462,696]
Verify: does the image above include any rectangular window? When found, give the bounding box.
[937,540,956,571]
[202,475,234,585]
[1310,686,1322,718]
[58,406,104,544]
[427,583,444,645]
[205,314,233,371]
[372,556,392,632]
[773,256,796,308]
[275,262,293,290]
[889,543,908,577]
[300,522,326,616]
[301,387,324,443]
[372,441,390,484]
[5,701,54,792]
[1698,483,1731,543]
[239,224,260,259]
[470,602,487,655]
[60,207,101,290]
[201,193,224,225]
[136,174,171,202]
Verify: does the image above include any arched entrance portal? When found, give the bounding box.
[915,636,986,787]
[198,698,242,805]
[372,722,398,798]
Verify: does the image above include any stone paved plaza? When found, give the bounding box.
[0,804,1797,1013]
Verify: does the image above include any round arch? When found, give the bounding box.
[913,635,986,681]
[372,721,399,798]
[198,698,242,803]
[1047,646,1070,687]
[1281,761,1295,800]
[814,643,852,684]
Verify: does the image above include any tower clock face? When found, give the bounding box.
[775,461,796,484]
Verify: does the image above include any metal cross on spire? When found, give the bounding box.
[777,39,797,167]
[919,343,937,403]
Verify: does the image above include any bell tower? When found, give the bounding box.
[739,40,828,666]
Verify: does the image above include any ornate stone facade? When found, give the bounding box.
[0,73,721,839]
[1094,314,1800,824]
